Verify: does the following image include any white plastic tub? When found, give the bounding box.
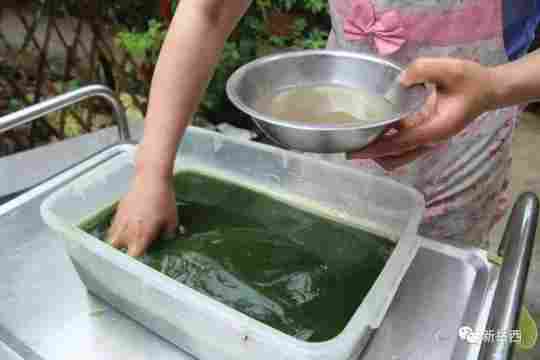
[41,126,425,360]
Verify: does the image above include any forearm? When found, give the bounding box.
[136,0,250,179]
[490,49,540,109]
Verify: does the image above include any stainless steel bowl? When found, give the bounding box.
[226,50,429,153]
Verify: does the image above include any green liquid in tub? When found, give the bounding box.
[81,171,394,342]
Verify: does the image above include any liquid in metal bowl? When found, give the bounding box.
[226,50,429,153]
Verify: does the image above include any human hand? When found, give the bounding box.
[107,172,178,257]
[349,58,497,170]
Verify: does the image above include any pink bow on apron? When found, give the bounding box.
[343,0,406,55]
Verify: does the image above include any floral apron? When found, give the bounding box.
[326,0,516,248]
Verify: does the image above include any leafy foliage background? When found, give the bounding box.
[0,0,330,156]
[116,0,331,124]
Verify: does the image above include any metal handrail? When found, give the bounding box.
[0,85,132,205]
[0,84,131,142]
[480,192,539,360]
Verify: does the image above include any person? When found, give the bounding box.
[107,0,540,256]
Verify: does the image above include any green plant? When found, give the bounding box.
[112,1,330,120]
[116,20,167,63]
[202,42,242,112]
[8,99,24,113]
[303,0,328,13]
[195,1,329,118]
[171,0,180,13]
[297,28,328,49]
[108,1,161,31]
[66,79,81,91]
[257,0,328,14]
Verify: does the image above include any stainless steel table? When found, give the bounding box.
[0,87,537,360]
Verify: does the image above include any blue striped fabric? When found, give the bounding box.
[503,0,540,60]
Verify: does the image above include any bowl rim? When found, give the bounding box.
[226,49,429,132]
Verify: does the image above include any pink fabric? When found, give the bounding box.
[344,0,406,55]
[337,0,501,53]
[330,0,515,248]
[403,0,502,46]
